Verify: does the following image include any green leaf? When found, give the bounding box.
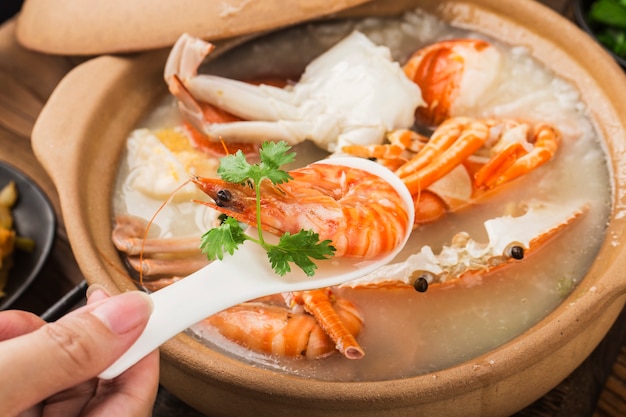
[262,167,293,185]
[217,151,254,184]
[200,217,248,260]
[589,0,626,29]
[202,140,335,276]
[259,141,296,170]
[258,141,294,185]
[266,231,336,276]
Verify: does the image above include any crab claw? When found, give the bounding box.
[403,39,502,127]
[165,31,425,152]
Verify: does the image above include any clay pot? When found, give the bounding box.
[30,0,626,415]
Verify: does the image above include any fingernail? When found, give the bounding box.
[86,284,111,303]
[90,292,153,334]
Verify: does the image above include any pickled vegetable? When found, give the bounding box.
[0,181,34,297]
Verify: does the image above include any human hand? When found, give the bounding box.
[0,285,159,417]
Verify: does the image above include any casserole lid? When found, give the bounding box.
[15,0,374,55]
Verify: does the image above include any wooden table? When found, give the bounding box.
[1,0,626,415]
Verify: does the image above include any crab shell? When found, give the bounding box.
[342,200,588,289]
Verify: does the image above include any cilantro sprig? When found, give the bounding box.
[199,141,336,276]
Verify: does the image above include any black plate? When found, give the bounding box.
[0,161,56,310]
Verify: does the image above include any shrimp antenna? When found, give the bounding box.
[139,178,193,286]
[219,137,230,155]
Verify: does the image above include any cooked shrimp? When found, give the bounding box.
[192,162,412,258]
[204,291,363,359]
[288,289,364,359]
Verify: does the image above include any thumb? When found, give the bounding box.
[0,291,153,414]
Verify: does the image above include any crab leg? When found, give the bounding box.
[344,117,562,226]
[397,118,489,192]
[126,255,208,277]
[112,215,202,255]
[341,129,426,161]
[168,75,313,145]
[112,215,209,278]
[474,123,560,189]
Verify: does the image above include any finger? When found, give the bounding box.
[41,347,159,417]
[37,287,158,417]
[32,285,114,416]
[37,379,97,417]
[83,349,160,417]
[0,291,154,415]
[0,310,45,341]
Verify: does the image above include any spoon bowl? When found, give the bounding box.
[100,157,415,379]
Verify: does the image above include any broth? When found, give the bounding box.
[113,10,611,381]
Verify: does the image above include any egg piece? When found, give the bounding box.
[125,128,219,202]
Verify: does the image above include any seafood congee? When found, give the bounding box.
[112,10,611,381]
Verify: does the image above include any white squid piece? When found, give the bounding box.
[342,200,588,289]
[164,31,425,153]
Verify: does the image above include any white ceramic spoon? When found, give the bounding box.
[100,157,414,379]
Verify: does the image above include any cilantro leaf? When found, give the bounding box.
[262,166,293,185]
[200,217,248,260]
[258,141,294,185]
[217,142,294,187]
[201,141,336,276]
[217,150,254,184]
[266,231,336,276]
[259,141,296,170]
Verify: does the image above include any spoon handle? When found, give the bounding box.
[99,243,274,379]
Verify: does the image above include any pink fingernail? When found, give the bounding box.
[90,292,153,334]
[86,284,111,303]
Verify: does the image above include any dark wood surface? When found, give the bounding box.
[2,1,626,416]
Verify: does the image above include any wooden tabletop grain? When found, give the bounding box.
[1,0,625,416]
